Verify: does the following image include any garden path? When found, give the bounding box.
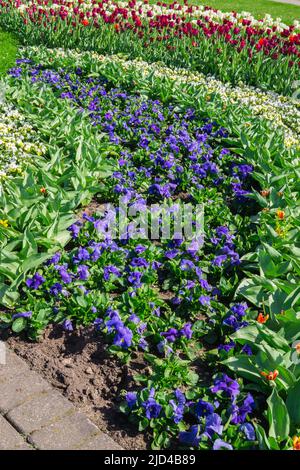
[0,346,122,450]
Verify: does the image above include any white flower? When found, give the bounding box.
[12,0,300,32]
[0,104,46,182]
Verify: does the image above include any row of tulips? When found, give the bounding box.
[0,0,299,94]
[10,0,300,32]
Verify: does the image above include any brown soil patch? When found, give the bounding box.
[2,325,149,450]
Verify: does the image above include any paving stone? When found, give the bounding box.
[78,433,123,450]
[0,349,122,451]
[7,390,75,435]
[0,349,28,383]
[0,370,51,414]
[29,413,101,450]
[0,415,32,450]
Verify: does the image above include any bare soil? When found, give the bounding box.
[2,325,149,450]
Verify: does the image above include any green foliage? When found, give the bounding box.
[0,80,115,306]
[0,28,18,76]
[0,45,299,450]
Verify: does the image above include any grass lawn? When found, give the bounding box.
[0,29,18,77]
[198,1,300,23]
[161,0,300,24]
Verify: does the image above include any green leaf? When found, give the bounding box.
[138,418,149,431]
[286,378,300,426]
[222,356,263,384]
[19,253,53,274]
[258,325,290,353]
[258,251,290,278]
[261,243,282,263]
[283,286,300,310]
[187,371,199,385]
[12,317,27,333]
[259,251,277,277]
[254,423,271,450]
[164,404,174,419]
[76,296,87,308]
[267,388,290,442]
[236,279,265,306]
[0,288,20,308]
[232,325,260,345]
[119,402,128,414]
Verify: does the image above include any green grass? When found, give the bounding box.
[160,0,300,24]
[0,29,18,77]
[198,1,300,23]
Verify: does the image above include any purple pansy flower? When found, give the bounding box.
[77,265,89,281]
[180,259,195,271]
[103,265,122,281]
[230,303,248,319]
[204,413,223,438]
[74,247,90,262]
[218,341,236,353]
[55,265,72,284]
[46,252,61,265]
[241,344,253,356]
[63,319,73,331]
[212,255,227,267]
[213,439,233,450]
[161,328,179,343]
[198,295,211,306]
[230,393,255,424]
[26,273,45,290]
[179,323,193,340]
[12,311,32,320]
[157,339,173,356]
[126,392,137,409]
[128,271,143,288]
[113,326,133,349]
[68,223,81,239]
[49,282,63,297]
[169,390,186,424]
[130,257,149,268]
[240,423,256,441]
[179,425,201,447]
[142,390,162,419]
[211,374,240,400]
[195,400,214,418]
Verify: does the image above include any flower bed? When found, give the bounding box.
[0,49,299,451]
[22,46,300,149]
[0,0,300,94]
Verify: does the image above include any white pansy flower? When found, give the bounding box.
[0,104,46,182]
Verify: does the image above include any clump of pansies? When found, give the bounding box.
[14,213,253,352]
[9,60,254,210]
[121,373,257,450]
